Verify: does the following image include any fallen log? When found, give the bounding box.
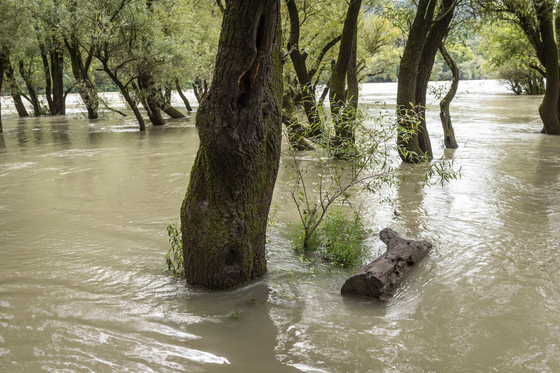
[341,228,432,300]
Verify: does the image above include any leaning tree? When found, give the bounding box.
[180,0,283,290]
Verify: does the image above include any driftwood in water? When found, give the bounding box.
[341,228,432,300]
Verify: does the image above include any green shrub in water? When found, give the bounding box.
[165,218,184,276]
[293,209,369,267]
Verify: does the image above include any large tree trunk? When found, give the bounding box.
[413,0,455,159]
[396,0,437,163]
[180,0,282,290]
[439,43,459,148]
[329,0,362,146]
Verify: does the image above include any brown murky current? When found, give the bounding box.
[1,81,559,372]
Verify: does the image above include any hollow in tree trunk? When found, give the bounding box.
[180,0,282,290]
[439,43,459,149]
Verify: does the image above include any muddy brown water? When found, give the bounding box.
[1,81,559,372]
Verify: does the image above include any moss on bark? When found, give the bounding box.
[180,0,282,290]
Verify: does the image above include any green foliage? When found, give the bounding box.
[316,209,369,267]
[431,40,491,81]
[284,103,460,263]
[165,218,184,276]
[481,21,544,95]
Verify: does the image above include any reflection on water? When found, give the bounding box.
[1,83,560,372]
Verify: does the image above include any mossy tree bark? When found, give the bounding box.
[396,0,455,163]
[329,0,362,146]
[438,43,459,149]
[180,0,282,290]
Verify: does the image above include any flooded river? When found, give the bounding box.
[1,81,559,372]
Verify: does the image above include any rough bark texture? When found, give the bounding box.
[341,228,432,300]
[180,0,282,290]
[439,43,459,149]
[329,0,362,144]
[397,0,454,162]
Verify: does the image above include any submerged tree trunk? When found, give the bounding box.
[66,41,99,119]
[4,58,29,117]
[160,87,186,118]
[101,62,146,131]
[138,73,166,126]
[176,81,193,111]
[396,0,454,162]
[283,89,314,150]
[37,35,66,116]
[536,3,560,135]
[181,0,282,290]
[285,0,340,137]
[19,60,41,116]
[329,0,362,146]
[439,43,459,149]
[51,46,65,115]
[0,50,4,132]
